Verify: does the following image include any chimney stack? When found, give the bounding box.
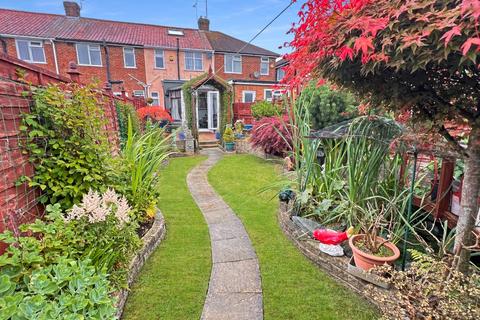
[64,1,80,17]
[198,17,210,31]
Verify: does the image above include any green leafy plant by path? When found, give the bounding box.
[122,156,210,320]
[208,155,379,320]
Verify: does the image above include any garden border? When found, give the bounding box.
[277,202,390,309]
[116,208,166,318]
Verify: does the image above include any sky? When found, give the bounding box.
[0,0,304,54]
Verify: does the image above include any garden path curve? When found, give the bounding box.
[187,148,263,320]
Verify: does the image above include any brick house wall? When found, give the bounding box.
[3,38,147,94]
[0,54,121,252]
[214,54,276,82]
[233,83,276,103]
[145,48,213,105]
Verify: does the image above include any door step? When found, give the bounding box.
[199,140,219,149]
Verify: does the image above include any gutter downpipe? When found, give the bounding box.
[176,37,181,80]
[103,40,112,84]
[51,40,60,75]
[0,37,7,54]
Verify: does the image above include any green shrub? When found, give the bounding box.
[0,256,116,320]
[251,101,282,119]
[20,83,113,210]
[116,101,140,148]
[298,82,357,130]
[222,125,235,143]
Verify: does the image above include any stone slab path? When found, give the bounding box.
[187,149,263,320]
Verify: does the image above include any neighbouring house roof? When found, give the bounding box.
[204,31,279,57]
[0,8,212,50]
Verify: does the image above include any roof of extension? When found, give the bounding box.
[204,31,279,57]
[0,9,212,50]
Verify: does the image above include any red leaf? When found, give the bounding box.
[441,26,462,46]
[461,37,480,55]
[353,37,374,55]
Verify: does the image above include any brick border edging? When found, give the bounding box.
[277,202,389,309]
[115,209,166,319]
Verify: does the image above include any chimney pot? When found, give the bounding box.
[64,1,80,17]
[198,17,210,31]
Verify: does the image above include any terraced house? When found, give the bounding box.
[0,1,280,133]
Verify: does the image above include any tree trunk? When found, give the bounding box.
[454,126,480,273]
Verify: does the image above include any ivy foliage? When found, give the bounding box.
[20,83,113,210]
[115,101,140,148]
[298,83,357,130]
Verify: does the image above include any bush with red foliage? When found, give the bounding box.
[250,116,292,156]
[137,106,173,122]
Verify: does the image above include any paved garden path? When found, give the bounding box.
[187,148,263,320]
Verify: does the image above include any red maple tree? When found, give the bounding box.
[285,0,480,271]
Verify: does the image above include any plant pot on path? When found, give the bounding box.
[349,234,400,271]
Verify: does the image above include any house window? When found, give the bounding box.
[185,51,203,71]
[273,90,283,99]
[76,43,102,66]
[225,54,242,73]
[260,57,269,75]
[264,89,273,102]
[150,92,160,105]
[133,90,145,97]
[242,91,256,103]
[276,68,285,81]
[113,92,122,97]
[154,49,165,69]
[123,47,136,68]
[16,39,46,63]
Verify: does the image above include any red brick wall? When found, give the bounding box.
[233,83,275,103]
[4,38,146,94]
[215,54,276,82]
[0,54,121,251]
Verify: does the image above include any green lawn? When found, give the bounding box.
[122,156,210,320]
[208,155,379,320]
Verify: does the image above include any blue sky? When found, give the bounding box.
[1,0,304,54]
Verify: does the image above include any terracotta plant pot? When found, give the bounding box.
[349,234,400,271]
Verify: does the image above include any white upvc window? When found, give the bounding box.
[150,92,160,105]
[260,57,269,75]
[133,90,145,97]
[276,68,285,81]
[123,47,136,68]
[15,39,46,63]
[76,43,102,66]
[154,49,165,69]
[225,54,242,73]
[242,91,256,103]
[273,90,283,99]
[185,51,203,71]
[264,89,273,102]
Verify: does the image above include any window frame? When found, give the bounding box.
[242,90,256,103]
[150,92,160,106]
[154,49,165,69]
[76,43,102,67]
[276,68,285,81]
[264,89,273,102]
[133,90,145,98]
[260,57,270,75]
[123,47,136,68]
[184,51,203,71]
[224,54,242,74]
[15,39,46,64]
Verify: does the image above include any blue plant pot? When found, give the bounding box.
[215,131,221,140]
[225,142,235,152]
[234,133,244,139]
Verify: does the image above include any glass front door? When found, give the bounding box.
[208,91,219,130]
[197,92,208,129]
[197,91,219,130]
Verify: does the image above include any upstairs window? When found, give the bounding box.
[76,43,102,66]
[150,92,160,105]
[123,47,136,68]
[185,51,203,71]
[276,68,285,81]
[16,39,46,63]
[260,57,269,75]
[225,54,242,73]
[154,49,165,69]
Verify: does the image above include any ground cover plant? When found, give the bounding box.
[208,155,379,320]
[123,156,210,320]
[285,0,480,272]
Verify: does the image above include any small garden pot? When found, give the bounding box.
[224,142,235,152]
[349,234,400,271]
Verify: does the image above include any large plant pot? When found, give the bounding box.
[225,142,235,152]
[349,234,400,271]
